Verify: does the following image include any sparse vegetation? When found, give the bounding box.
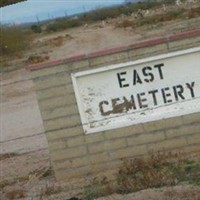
[31,24,42,33]
[46,19,83,32]
[31,0,200,34]
[0,153,19,161]
[6,189,25,200]
[116,7,187,28]
[36,0,186,33]
[26,55,49,64]
[82,152,200,200]
[42,183,63,196]
[0,26,30,57]
[188,6,200,18]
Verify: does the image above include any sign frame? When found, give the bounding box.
[71,47,200,134]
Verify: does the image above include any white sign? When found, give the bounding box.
[72,47,200,134]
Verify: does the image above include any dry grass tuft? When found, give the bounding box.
[82,151,200,200]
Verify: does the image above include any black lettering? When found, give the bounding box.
[154,63,164,80]
[186,82,195,98]
[148,89,158,106]
[117,72,129,88]
[173,85,185,101]
[99,101,111,116]
[142,66,154,83]
[137,92,148,108]
[161,87,172,103]
[133,70,142,85]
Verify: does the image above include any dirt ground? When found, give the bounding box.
[96,185,200,200]
[27,16,200,63]
[1,2,200,199]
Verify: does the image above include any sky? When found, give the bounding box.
[0,0,127,25]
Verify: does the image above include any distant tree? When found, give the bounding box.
[0,0,27,8]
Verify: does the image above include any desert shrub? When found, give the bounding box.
[116,19,135,28]
[82,152,200,199]
[82,7,121,21]
[82,177,115,200]
[45,19,83,32]
[116,152,182,193]
[128,0,160,12]
[31,24,42,33]
[0,26,30,56]
[188,6,200,19]
[116,7,186,28]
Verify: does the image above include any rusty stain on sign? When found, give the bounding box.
[71,47,200,134]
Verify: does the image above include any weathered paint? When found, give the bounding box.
[72,47,200,134]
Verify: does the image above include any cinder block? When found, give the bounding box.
[105,124,143,139]
[34,72,70,90]
[127,131,165,146]
[66,59,90,72]
[55,166,91,180]
[39,95,75,111]
[89,152,110,164]
[67,136,85,147]
[44,115,81,131]
[187,134,200,145]
[41,105,79,120]
[46,126,83,141]
[143,117,182,132]
[91,160,121,174]
[89,52,129,67]
[88,138,127,154]
[53,160,73,171]
[88,142,105,154]
[85,133,105,144]
[166,123,200,138]
[37,84,75,101]
[51,146,87,161]
[182,112,200,124]
[37,85,71,100]
[31,64,66,78]
[72,157,91,168]
[169,37,200,51]
[54,156,91,170]
[104,139,127,151]
[128,44,168,60]
[49,140,66,151]
[110,145,147,159]
[148,137,187,152]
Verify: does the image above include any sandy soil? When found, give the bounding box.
[1,3,200,199]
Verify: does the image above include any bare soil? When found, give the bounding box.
[1,2,200,199]
[96,185,200,200]
[28,16,200,63]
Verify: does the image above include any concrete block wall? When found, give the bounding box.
[29,29,200,181]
